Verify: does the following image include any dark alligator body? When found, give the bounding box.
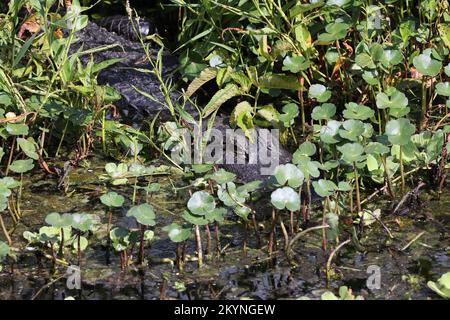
[72,17,292,184]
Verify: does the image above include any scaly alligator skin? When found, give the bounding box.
[71,20,180,123]
[72,17,292,184]
[97,15,156,41]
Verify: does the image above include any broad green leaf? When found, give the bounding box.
[9,159,34,173]
[187,191,215,216]
[100,192,125,208]
[17,138,39,160]
[309,84,331,102]
[273,163,304,188]
[312,179,337,197]
[312,103,336,120]
[413,50,442,76]
[162,223,191,243]
[337,143,365,163]
[6,123,29,136]
[45,212,73,228]
[127,203,156,226]
[436,82,450,96]
[271,187,300,211]
[282,55,310,73]
[343,103,375,120]
[385,118,416,146]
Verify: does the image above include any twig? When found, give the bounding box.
[0,215,12,245]
[326,239,351,281]
[287,224,329,257]
[365,210,394,239]
[401,231,425,251]
[360,167,421,207]
[31,275,65,300]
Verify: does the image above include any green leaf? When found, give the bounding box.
[279,103,299,127]
[320,120,341,144]
[366,154,379,171]
[355,52,376,69]
[385,118,416,146]
[295,141,316,157]
[427,272,450,299]
[308,84,331,102]
[0,177,20,189]
[270,187,300,211]
[273,164,304,188]
[282,55,310,73]
[376,89,408,109]
[203,83,241,118]
[312,103,336,120]
[71,213,95,232]
[186,67,217,97]
[17,138,39,160]
[182,210,209,226]
[317,22,349,42]
[337,181,352,192]
[6,123,29,136]
[45,212,73,228]
[100,192,125,208]
[73,236,88,251]
[365,142,390,155]
[343,103,375,120]
[205,207,227,223]
[339,120,365,141]
[413,50,442,76]
[362,70,379,86]
[105,163,128,178]
[162,223,191,243]
[127,203,156,226]
[230,101,254,137]
[187,191,216,216]
[312,179,337,197]
[9,159,34,173]
[257,74,301,90]
[0,241,10,259]
[380,49,402,67]
[206,169,236,185]
[436,82,450,96]
[337,143,365,163]
[445,63,450,77]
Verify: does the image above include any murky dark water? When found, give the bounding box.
[0,157,449,300]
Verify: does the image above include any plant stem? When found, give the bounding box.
[58,228,64,258]
[420,77,427,129]
[139,224,145,265]
[77,233,81,266]
[55,120,69,157]
[106,210,112,265]
[0,215,12,245]
[102,109,107,153]
[5,137,15,176]
[194,225,203,268]
[400,145,405,194]
[354,163,362,213]
[268,209,277,256]
[279,218,289,251]
[326,239,351,283]
[214,221,222,254]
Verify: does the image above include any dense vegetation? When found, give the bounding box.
[0,0,449,299]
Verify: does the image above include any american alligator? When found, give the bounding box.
[73,17,292,184]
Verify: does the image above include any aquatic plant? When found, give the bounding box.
[428,272,450,299]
